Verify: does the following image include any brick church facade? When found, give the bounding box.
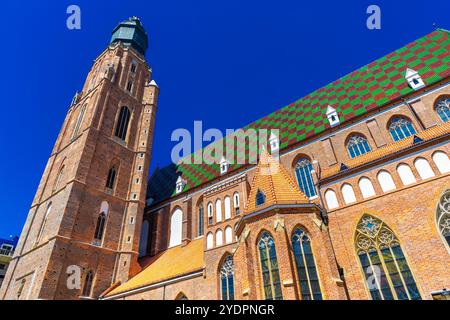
[1,18,449,300]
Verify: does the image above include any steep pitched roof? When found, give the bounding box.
[243,149,309,214]
[148,29,450,204]
[106,238,204,297]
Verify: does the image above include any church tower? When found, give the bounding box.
[0,17,158,300]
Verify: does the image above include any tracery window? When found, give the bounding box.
[220,255,235,300]
[355,214,421,300]
[388,117,416,141]
[258,232,283,300]
[295,158,317,198]
[436,97,450,122]
[292,228,322,300]
[436,190,450,248]
[347,135,371,158]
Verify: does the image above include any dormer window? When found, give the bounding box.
[269,132,279,152]
[405,68,425,91]
[175,176,186,194]
[326,105,340,127]
[220,157,230,175]
[256,190,266,206]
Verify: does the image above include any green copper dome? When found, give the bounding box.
[110,17,148,56]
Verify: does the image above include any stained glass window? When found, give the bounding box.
[258,232,283,300]
[436,190,450,248]
[220,256,235,300]
[295,158,317,198]
[355,214,421,300]
[436,97,450,122]
[292,228,322,300]
[388,118,416,141]
[347,135,371,158]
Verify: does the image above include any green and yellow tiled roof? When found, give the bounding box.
[147,29,450,204]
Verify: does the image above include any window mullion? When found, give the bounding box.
[376,247,399,300]
[388,246,412,300]
[365,251,385,300]
[266,246,275,299]
[300,240,314,300]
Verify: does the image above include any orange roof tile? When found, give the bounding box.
[322,121,450,179]
[243,149,309,215]
[106,238,204,297]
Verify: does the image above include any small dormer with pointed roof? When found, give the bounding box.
[220,157,230,175]
[269,131,279,153]
[405,68,425,90]
[242,149,309,215]
[326,105,340,127]
[175,176,186,194]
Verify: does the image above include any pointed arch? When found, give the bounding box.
[71,103,87,140]
[105,160,119,190]
[53,160,66,191]
[93,201,109,246]
[388,116,416,141]
[219,254,235,300]
[224,196,232,220]
[355,214,421,300]
[294,157,317,198]
[258,231,283,300]
[114,106,131,141]
[291,227,322,300]
[35,202,52,245]
[346,133,371,158]
[81,271,94,297]
[175,292,188,300]
[436,189,450,249]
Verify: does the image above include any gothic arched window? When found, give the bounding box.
[207,202,213,226]
[388,117,416,142]
[71,104,87,140]
[36,202,52,245]
[347,134,371,158]
[258,231,283,300]
[114,106,131,141]
[295,158,317,198]
[292,228,322,300]
[54,164,65,191]
[105,166,117,190]
[436,190,450,248]
[198,204,204,237]
[435,97,450,122]
[93,201,109,246]
[355,214,421,300]
[81,271,94,297]
[256,190,266,206]
[220,255,235,300]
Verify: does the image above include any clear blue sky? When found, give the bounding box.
[0,0,448,238]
